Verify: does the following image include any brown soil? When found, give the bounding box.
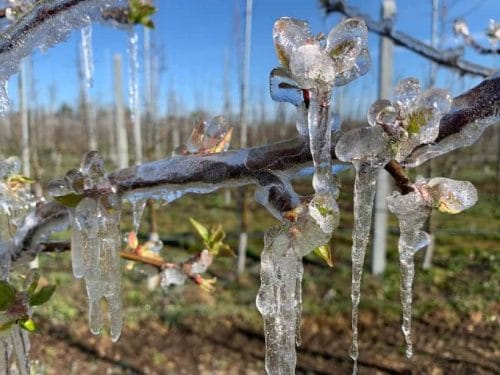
[30,307,499,375]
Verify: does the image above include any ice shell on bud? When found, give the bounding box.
[273,17,312,69]
[81,151,105,179]
[326,17,368,61]
[334,47,370,86]
[0,157,21,179]
[205,116,229,139]
[426,177,477,214]
[269,67,303,106]
[418,88,452,115]
[394,77,420,109]
[289,44,335,88]
[64,169,85,193]
[367,99,397,127]
[335,126,393,167]
[160,268,187,289]
[47,179,72,197]
[387,190,430,217]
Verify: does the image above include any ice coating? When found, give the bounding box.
[273,17,311,69]
[0,0,119,114]
[387,189,431,358]
[127,27,142,163]
[269,67,303,107]
[160,268,187,289]
[404,116,499,168]
[63,151,124,341]
[336,126,392,372]
[426,177,477,213]
[290,44,336,89]
[256,201,334,375]
[185,116,232,154]
[80,25,94,88]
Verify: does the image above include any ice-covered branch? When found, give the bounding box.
[7,76,498,264]
[0,0,118,113]
[321,0,495,77]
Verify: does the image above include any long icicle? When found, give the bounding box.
[349,162,378,373]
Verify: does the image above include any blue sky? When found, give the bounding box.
[6,0,499,120]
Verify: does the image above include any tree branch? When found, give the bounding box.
[321,0,496,77]
[7,76,498,263]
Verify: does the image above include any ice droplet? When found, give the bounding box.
[367,99,396,127]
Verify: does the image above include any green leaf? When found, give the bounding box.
[0,281,16,311]
[53,193,84,208]
[189,218,210,242]
[129,0,156,28]
[313,245,334,268]
[29,285,56,306]
[0,320,15,332]
[24,270,40,296]
[19,318,36,332]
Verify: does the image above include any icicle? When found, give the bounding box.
[256,201,334,374]
[128,29,139,124]
[68,151,124,340]
[387,189,431,358]
[130,197,146,233]
[335,126,393,371]
[80,25,94,88]
[10,325,30,375]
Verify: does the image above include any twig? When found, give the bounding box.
[384,160,412,194]
[321,0,495,77]
[8,77,499,263]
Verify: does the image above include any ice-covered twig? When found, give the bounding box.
[6,76,498,264]
[0,0,118,113]
[322,0,495,77]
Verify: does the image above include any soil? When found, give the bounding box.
[30,306,499,375]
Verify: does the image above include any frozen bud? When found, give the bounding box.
[100,192,121,213]
[205,116,229,139]
[81,151,105,180]
[160,268,187,290]
[269,67,303,106]
[273,17,312,69]
[394,78,420,109]
[418,88,452,115]
[326,17,368,62]
[367,99,397,127]
[334,47,371,86]
[47,179,72,197]
[426,177,477,214]
[336,126,393,167]
[64,169,85,193]
[290,43,336,88]
[147,239,163,253]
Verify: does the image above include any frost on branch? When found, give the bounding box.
[388,177,477,358]
[48,151,123,341]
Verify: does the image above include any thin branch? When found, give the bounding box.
[8,77,499,263]
[321,0,496,77]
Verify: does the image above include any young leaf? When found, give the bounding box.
[19,318,36,332]
[0,281,16,311]
[53,192,84,208]
[189,218,210,242]
[24,270,40,296]
[313,245,334,267]
[29,285,56,306]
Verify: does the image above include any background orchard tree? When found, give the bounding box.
[0,0,498,374]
